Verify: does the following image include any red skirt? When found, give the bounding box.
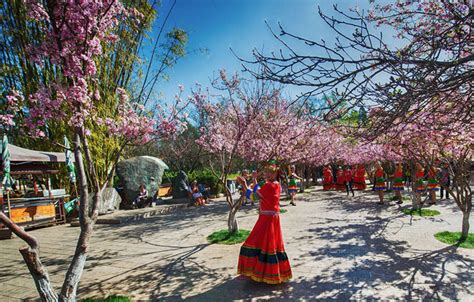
[237,213,292,284]
[335,182,346,190]
[323,183,334,190]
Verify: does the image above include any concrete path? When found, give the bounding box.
[0,188,472,301]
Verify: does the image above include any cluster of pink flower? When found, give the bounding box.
[367,0,471,57]
[1,1,188,144]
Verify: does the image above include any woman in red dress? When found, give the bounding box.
[426,166,439,205]
[353,164,367,190]
[414,163,426,206]
[335,166,346,191]
[322,165,334,190]
[236,163,292,284]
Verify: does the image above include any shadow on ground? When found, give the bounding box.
[79,191,472,301]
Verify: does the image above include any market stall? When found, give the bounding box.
[0,139,74,239]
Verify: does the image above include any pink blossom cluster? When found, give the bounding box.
[0,90,23,127]
[374,95,473,162]
[1,1,185,145]
[367,0,471,58]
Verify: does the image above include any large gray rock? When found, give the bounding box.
[172,170,191,199]
[88,187,122,215]
[116,156,168,208]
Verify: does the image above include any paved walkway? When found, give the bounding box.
[0,188,473,301]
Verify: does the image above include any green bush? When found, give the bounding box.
[162,170,177,184]
[188,169,222,195]
[165,168,223,195]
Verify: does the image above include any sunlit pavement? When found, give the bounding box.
[1,188,472,301]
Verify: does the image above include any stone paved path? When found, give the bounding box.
[1,188,473,301]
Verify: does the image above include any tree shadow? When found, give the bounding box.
[181,217,473,301]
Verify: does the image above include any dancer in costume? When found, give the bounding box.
[249,170,260,203]
[344,166,354,197]
[414,163,426,206]
[239,170,254,206]
[353,164,367,190]
[288,165,302,206]
[322,165,334,191]
[426,166,439,205]
[236,162,292,284]
[392,163,404,204]
[335,166,346,191]
[374,162,386,205]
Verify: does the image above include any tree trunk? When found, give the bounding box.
[411,192,419,210]
[461,209,470,241]
[59,132,97,301]
[228,206,239,234]
[0,212,57,301]
[20,247,58,301]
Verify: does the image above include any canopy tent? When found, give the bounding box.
[0,143,73,163]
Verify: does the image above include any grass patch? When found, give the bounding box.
[207,229,250,245]
[280,208,287,213]
[401,208,440,216]
[435,231,474,249]
[82,296,132,302]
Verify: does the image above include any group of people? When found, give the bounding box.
[238,165,304,207]
[323,164,367,197]
[232,160,453,286]
[190,180,210,206]
[323,161,450,206]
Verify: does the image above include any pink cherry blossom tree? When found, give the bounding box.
[377,96,473,239]
[194,71,274,233]
[0,1,189,300]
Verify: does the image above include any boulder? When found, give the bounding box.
[116,156,168,208]
[87,187,122,215]
[172,170,191,199]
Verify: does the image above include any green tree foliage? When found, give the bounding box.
[0,0,188,187]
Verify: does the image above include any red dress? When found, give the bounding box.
[393,168,404,190]
[335,168,345,190]
[237,181,292,284]
[374,167,386,190]
[353,166,367,190]
[426,167,439,191]
[344,169,353,183]
[323,167,334,190]
[415,169,426,192]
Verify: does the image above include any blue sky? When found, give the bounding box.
[147,0,375,102]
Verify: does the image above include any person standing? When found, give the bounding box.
[439,163,451,200]
[335,166,346,191]
[353,164,367,190]
[236,162,292,284]
[426,166,439,205]
[288,165,302,206]
[374,162,386,205]
[392,163,404,204]
[414,163,426,206]
[322,165,334,191]
[240,170,254,206]
[344,166,355,197]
